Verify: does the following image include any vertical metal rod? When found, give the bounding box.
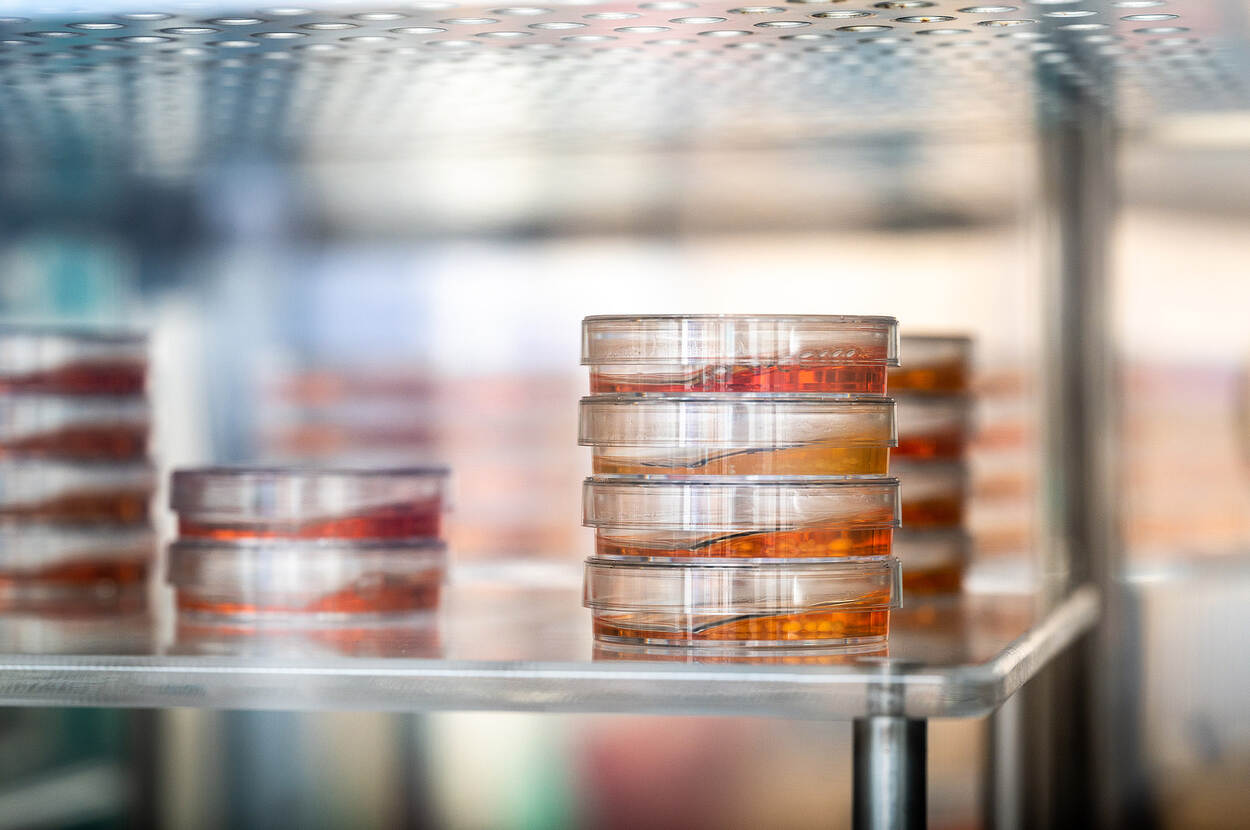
[852,716,926,830]
[983,687,1023,830]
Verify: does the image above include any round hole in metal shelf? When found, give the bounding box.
[811,10,871,17]
[299,22,359,29]
[0,39,30,46]
[391,26,447,33]
[837,23,891,30]
[261,8,314,15]
[529,21,586,28]
[562,33,616,40]
[208,18,266,25]
[615,25,670,32]
[25,31,80,38]
[294,41,343,50]
[586,11,641,18]
[494,7,553,14]
[441,17,499,24]
[1121,12,1177,20]
[476,29,534,37]
[511,40,559,48]
[1058,21,1106,30]
[782,31,833,38]
[118,35,175,43]
[646,37,694,44]
[755,19,810,26]
[873,1,932,7]
[342,34,396,41]
[1043,9,1097,17]
[162,26,220,34]
[1133,25,1186,33]
[119,13,174,21]
[978,18,1034,25]
[1112,0,1163,5]
[640,1,696,9]
[958,5,1015,11]
[211,39,259,47]
[426,38,480,47]
[894,14,953,22]
[67,22,125,30]
[672,16,728,23]
[0,17,31,24]
[915,26,968,34]
[728,6,784,12]
[1081,33,1115,42]
[698,28,752,35]
[252,30,306,38]
[350,12,407,21]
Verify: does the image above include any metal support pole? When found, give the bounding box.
[852,716,926,830]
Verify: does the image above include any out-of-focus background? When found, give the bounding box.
[1,1,1249,826]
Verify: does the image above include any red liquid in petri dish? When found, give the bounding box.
[590,363,888,394]
[1,425,149,461]
[176,569,443,617]
[0,362,146,396]
[593,606,892,644]
[595,527,894,560]
[178,501,442,541]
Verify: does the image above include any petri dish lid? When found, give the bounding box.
[579,395,896,448]
[582,315,899,366]
[167,538,448,590]
[0,523,155,568]
[0,396,150,435]
[0,459,154,506]
[0,324,147,371]
[583,556,901,613]
[170,466,451,523]
[583,476,900,530]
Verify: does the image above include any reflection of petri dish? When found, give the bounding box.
[0,596,153,651]
[0,396,150,460]
[579,395,896,476]
[889,334,973,393]
[583,556,900,648]
[171,467,450,541]
[584,476,899,560]
[0,325,147,395]
[593,639,887,664]
[895,528,971,595]
[0,460,154,524]
[172,613,442,658]
[583,314,898,395]
[168,538,447,621]
[893,393,973,460]
[892,459,969,528]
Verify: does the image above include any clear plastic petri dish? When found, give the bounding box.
[894,393,974,460]
[582,315,899,394]
[0,325,147,396]
[584,476,899,560]
[0,523,153,584]
[0,460,154,524]
[892,459,969,528]
[889,334,973,393]
[167,538,447,620]
[170,467,450,541]
[583,556,901,648]
[895,528,971,594]
[0,396,150,460]
[579,395,896,476]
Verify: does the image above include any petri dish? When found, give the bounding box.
[893,393,973,460]
[582,314,898,394]
[0,325,147,395]
[0,395,150,460]
[0,523,153,602]
[583,556,901,648]
[584,475,899,559]
[0,460,154,524]
[889,334,973,393]
[893,459,969,528]
[579,395,896,476]
[895,528,971,594]
[168,538,447,620]
[171,467,450,541]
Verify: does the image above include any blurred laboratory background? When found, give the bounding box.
[1,1,1249,828]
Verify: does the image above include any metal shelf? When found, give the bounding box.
[0,562,1098,717]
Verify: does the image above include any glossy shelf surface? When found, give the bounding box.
[0,561,1097,718]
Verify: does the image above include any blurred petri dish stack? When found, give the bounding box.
[579,314,903,653]
[890,335,975,594]
[167,467,449,627]
[0,326,154,608]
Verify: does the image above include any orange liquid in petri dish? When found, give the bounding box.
[592,643,888,664]
[894,432,967,461]
[594,602,892,645]
[177,570,443,617]
[595,527,894,559]
[593,446,891,476]
[590,364,888,395]
[176,619,441,658]
[902,563,964,594]
[1,425,149,460]
[178,502,442,541]
[0,362,146,396]
[888,363,969,394]
[2,490,152,524]
[900,496,965,528]
[0,557,148,588]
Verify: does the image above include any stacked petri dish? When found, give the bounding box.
[0,326,154,607]
[580,315,903,653]
[167,468,450,627]
[890,335,974,594]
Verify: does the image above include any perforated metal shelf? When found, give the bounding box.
[0,562,1098,717]
[0,0,1245,168]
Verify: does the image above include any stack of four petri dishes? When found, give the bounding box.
[579,315,904,655]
